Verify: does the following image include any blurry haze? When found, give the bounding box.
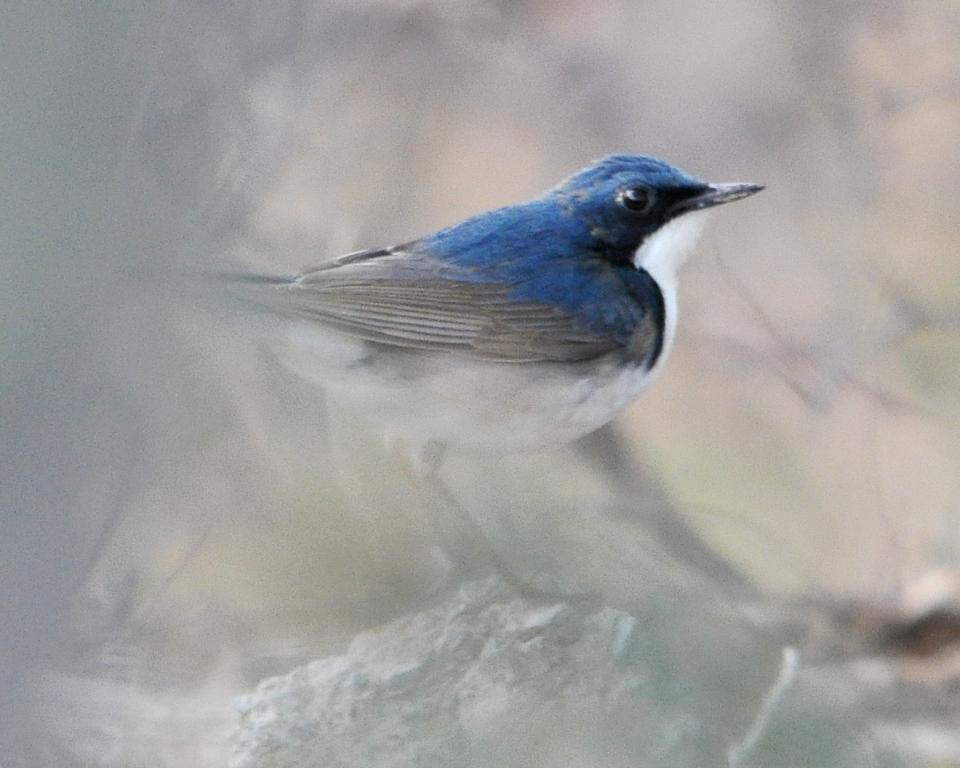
[2,1,959,765]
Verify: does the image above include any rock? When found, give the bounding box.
[233,579,748,767]
[230,578,922,768]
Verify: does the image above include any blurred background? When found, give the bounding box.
[2,1,959,766]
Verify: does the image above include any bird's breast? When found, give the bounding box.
[274,320,664,452]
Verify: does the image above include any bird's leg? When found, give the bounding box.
[384,436,447,479]
[424,469,600,604]
[385,437,526,592]
[384,437,589,602]
[385,436,496,578]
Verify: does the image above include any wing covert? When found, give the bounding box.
[248,247,638,363]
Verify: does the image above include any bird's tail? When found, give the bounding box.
[211,270,293,286]
[187,266,299,320]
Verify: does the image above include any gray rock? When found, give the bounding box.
[233,579,683,767]
[234,574,960,767]
[229,578,830,768]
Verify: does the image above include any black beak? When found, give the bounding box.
[669,182,764,216]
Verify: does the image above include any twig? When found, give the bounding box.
[727,646,801,767]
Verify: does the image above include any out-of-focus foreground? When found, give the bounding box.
[2,2,959,766]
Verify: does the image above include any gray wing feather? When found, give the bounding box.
[243,247,619,363]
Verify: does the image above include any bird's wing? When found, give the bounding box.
[237,246,624,363]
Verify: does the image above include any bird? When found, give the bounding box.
[228,154,762,474]
[223,154,762,586]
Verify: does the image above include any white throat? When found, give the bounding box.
[632,210,710,285]
[631,210,710,378]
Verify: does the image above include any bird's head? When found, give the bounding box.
[552,154,762,276]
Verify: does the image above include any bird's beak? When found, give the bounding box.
[669,182,764,216]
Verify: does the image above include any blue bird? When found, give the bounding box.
[231,155,762,473]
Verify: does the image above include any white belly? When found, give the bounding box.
[274,321,659,452]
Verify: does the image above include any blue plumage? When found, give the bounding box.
[416,154,709,349]
[230,154,761,453]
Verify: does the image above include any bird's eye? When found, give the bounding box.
[617,186,656,214]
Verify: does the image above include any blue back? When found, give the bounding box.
[418,154,704,345]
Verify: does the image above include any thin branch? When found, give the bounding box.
[727,646,801,768]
